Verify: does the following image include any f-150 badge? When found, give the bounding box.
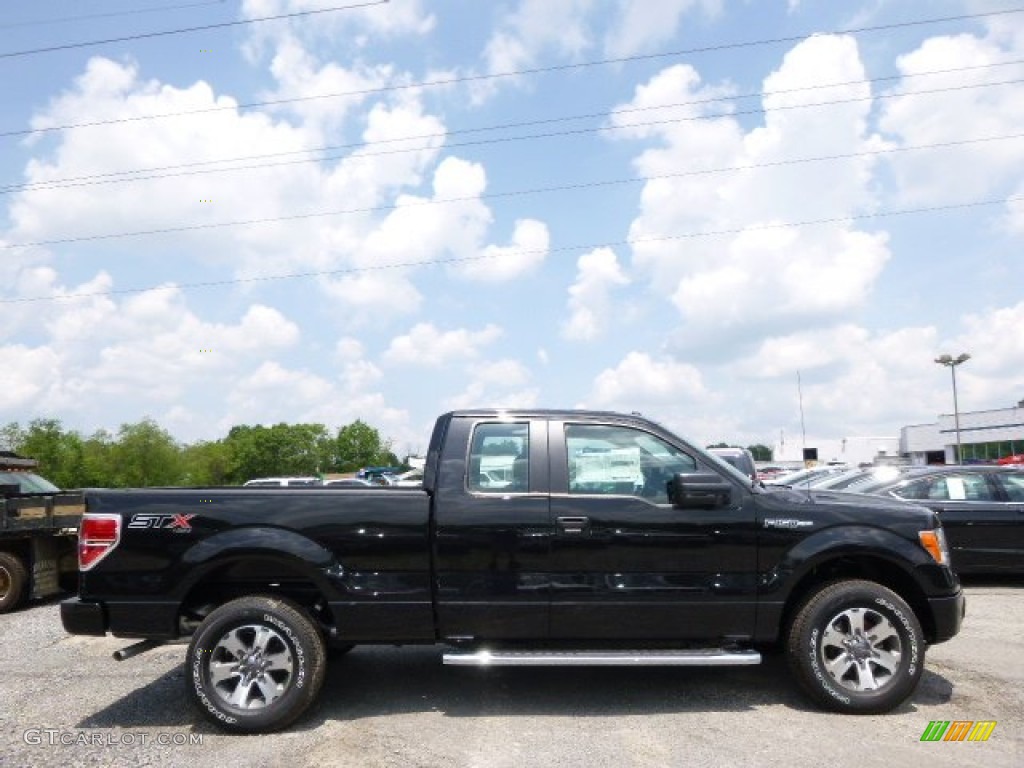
[764,518,814,529]
[127,513,196,532]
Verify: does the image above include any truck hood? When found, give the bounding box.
[756,484,938,529]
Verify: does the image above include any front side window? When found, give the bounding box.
[894,473,993,501]
[565,424,696,503]
[468,422,529,493]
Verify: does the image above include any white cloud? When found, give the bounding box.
[947,301,1024,405]
[444,359,538,411]
[242,0,435,55]
[0,346,61,410]
[0,277,301,428]
[224,360,334,422]
[876,28,1024,206]
[611,35,889,349]
[384,323,503,367]
[605,0,721,58]
[562,247,629,340]
[482,0,594,79]
[588,352,706,407]
[455,218,550,282]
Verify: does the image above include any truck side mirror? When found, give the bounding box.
[667,472,733,509]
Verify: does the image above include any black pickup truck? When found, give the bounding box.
[61,410,964,732]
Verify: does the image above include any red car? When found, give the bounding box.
[997,454,1024,465]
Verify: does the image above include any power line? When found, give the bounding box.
[5,132,1022,252]
[4,196,1017,305]
[0,1,228,30]
[4,6,1022,135]
[5,69,1021,195]
[0,1,389,59]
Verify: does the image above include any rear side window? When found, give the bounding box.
[468,423,530,493]
[895,473,992,501]
[998,473,1024,501]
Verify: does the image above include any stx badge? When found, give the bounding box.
[127,513,196,533]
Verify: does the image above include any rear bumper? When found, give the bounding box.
[61,598,107,636]
[927,588,965,644]
[60,597,180,638]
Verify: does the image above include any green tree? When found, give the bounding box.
[224,423,332,482]
[747,444,773,461]
[0,422,24,452]
[181,440,232,486]
[80,430,116,487]
[14,419,90,489]
[108,419,183,487]
[335,420,393,472]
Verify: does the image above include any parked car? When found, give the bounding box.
[811,466,910,493]
[392,469,424,487]
[754,465,788,482]
[242,477,322,487]
[766,464,850,487]
[707,447,757,480]
[322,478,373,488]
[865,466,1024,574]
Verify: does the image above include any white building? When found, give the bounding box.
[901,399,1024,465]
[771,435,900,467]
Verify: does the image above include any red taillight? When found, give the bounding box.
[79,514,121,571]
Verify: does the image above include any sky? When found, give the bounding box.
[2,0,1023,459]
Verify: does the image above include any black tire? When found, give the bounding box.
[186,596,327,733]
[786,579,925,714]
[0,551,28,614]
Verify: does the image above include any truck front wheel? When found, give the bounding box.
[0,551,28,613]
[786,580,925,714]
[186,596,327,732]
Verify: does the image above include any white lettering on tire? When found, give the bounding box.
[875,597,919,676]
[807,627,852,705]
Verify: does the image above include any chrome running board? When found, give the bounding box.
[442,648,761,667]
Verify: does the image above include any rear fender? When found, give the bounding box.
[174,527,340,599]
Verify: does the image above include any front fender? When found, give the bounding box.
[761,524,936,602]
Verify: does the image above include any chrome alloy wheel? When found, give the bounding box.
[820,607,902,692]
[208,624,295,709]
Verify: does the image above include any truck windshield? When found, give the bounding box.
[0,471,61,493]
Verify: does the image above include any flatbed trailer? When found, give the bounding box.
[0,453,83,612]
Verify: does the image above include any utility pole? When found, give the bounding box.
[934,353,970,464]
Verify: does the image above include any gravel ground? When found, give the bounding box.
[0,581,1020,768]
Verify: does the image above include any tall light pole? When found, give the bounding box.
[934,353,970,464]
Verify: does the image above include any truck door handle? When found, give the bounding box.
[557,516,590,534]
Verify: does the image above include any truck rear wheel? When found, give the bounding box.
[186,596,327,733]
[0,551,28,613]
[786,579,924,714]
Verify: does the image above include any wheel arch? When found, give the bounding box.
[780,554,936,644]
[175,548,339,637]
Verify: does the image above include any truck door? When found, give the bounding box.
[433,418,551,640]
[546,420,758,641]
